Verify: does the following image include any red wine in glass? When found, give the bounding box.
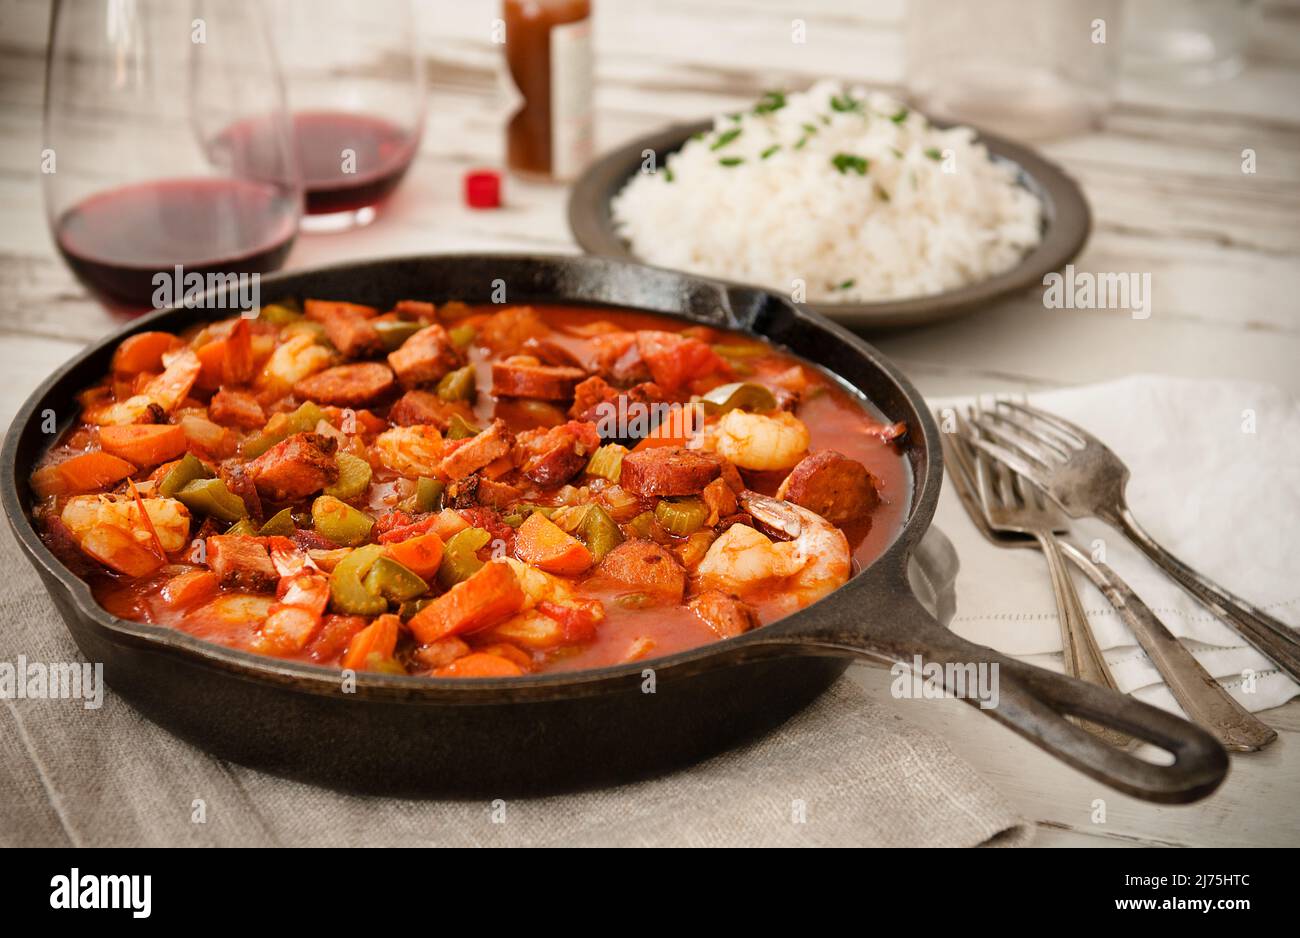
[54,178,298,308]
[293,110,419,217]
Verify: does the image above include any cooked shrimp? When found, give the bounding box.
[695,492,849,611]
[82,394,159,426]
[143,347,202,412]
[260,332,333,390]
[82,348,201,424]
[61,493,192,554]
[705,409,809,471]
[374,425,444,477]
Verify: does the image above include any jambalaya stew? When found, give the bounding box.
[29,300,908,677]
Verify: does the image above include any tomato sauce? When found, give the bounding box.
[38,302,911,677]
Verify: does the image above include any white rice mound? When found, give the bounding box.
[610,81,1044,303]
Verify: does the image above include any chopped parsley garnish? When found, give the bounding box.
[753,90,787,115]
[836,279,856,290]
[794,135,810,150]
[760,144,780,160]
[664,166,675,182]
[924,147,943,160]
[890,107,909,123]
[710,128,742,150]
[829,92,863,113]
[831,153,869,175]
[801,122,818,134]
[718,157,744,167]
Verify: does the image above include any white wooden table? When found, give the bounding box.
[2,0,1297,846]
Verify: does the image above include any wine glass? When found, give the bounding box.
[43,0,301,311]
[273,0,426,232]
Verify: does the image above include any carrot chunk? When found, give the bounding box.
[99,424,187,467]
[112,332,182,374]
[160,569,219,608]
[513,511,593,575]
[383,531,445,579]
[341,613,401,671]
[407,560,525,645]
[34,451,137,496]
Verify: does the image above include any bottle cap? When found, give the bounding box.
[464,170,502,209]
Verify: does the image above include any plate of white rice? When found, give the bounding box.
[569,82,1089,329]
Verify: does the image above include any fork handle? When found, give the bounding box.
[1060,543,1277,752]
[1034,533,1132,748]
[1109,506,1300,683]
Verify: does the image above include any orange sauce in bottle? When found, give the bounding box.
[504,0,593,180]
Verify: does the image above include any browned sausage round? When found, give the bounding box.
[597,539,686,603]
[688,589,759,638]
[491,360,587,400]
[293,363,395,407]
[775,450,879,524]
[620,446,721,496]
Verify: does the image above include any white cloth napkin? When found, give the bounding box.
[933,375,1300,716]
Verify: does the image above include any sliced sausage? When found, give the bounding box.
[513,420,601,487]
[209,387,266,429]
[437,419,513,481]
[305,298,381,359]
[387,389,467,430]
[701,476,737,524]
[206,535,278,592]
[387,323,464,389]
[688,589,759,638]
[775,450,879,525]
[492,358,588,401]
[293,362,395,407]
[597,539,686,603]
[620,446,721,497]
[248,432,339,503]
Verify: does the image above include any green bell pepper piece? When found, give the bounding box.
[323,452,372,500]
[328,544,387,616]
[436,527,491,590]
[177,478,249,523]
[375,320,423,352]
[363,556,429,603]
[158,453,213,498]
[257,507,296,538]
[311,495,374,547]
[435,365,476,403]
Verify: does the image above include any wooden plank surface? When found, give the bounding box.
[1,0,1297,846]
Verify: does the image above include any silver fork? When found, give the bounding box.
[968,399,1300,683]
[942,425,1276,752]
[965,406,1132,747]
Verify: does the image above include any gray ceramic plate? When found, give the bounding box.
[568,119,1091,330]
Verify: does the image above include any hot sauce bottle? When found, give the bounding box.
[503,0,594,181]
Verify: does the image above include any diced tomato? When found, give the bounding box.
[635,331,731,393]
[536,600,602,643]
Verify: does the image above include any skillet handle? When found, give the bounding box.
[764,592,1228,804]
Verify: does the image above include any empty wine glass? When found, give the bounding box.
[272,0,426,232]
[43,0,301,310]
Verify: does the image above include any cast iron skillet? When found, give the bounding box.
[1,254,1226,802]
